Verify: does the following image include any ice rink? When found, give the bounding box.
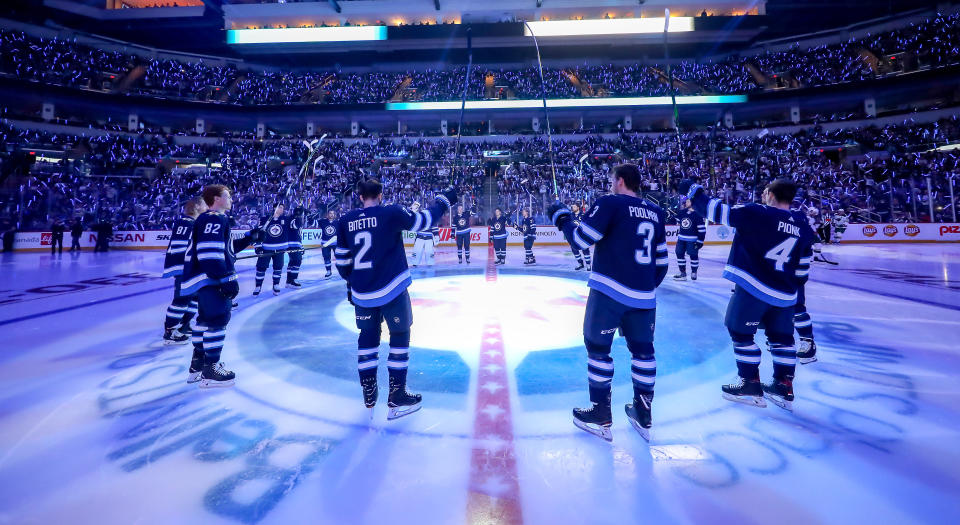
[1,242,959,525]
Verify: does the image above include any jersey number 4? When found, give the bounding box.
[354,231,373,270]
[765,237,797,272]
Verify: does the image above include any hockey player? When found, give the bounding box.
[335,179,457,419]
[673,198,706,281]
[285,206,305,288]
[452,205,471,264]
[489,207,509,265]
[569,204,592,271]
[254,204,289,296]
[682,178,816,411]
[181,184,261,387]
[549,164,668,442]
[161,197,207,344]
[409,202,438,267]
[318,210,338,279]
[832,209,849,243]
[520,208,537,265]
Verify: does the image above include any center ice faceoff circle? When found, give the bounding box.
[333,274,589,360]
[250,271,732,404]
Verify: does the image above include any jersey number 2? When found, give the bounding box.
[765,237,797,271]
[354,231,373,270]
[635,222,655,264]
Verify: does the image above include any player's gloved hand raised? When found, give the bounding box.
[678,179,704,200]
[218,279,240,300]
[439,186,459,207]
[547,201,572,229]
[248,228,265,243]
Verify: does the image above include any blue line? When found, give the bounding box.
[0,285,172,327]
[0,260,281,327]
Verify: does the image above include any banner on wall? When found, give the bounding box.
[13,223,960,252]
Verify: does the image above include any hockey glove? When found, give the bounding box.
[248,228,265,243]
[255,246,264,255]
[696,241,704,249]
[678,179,705,201]
[547,201,572,230]
[440,186,459,207]
[346,287,355,306]
[218,279,240,300]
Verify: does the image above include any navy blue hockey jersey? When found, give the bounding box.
[676,208,706,243]
[452,212,471,236]
[162,215,194,278]
[559,194,668,308]
[319,218,338,247]
[489,216,509,239]
[260,215,290,252]
[336,195,451,307]
[287,216,304,250]
[181,211,253,295]
[688,190,815,307]
[520,217,537,238]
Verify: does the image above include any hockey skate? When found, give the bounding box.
[721,377,766,407]
[387,377,422,420]
[323,270,332,280]
[530,256,536,265]
[762,378,794,411]
[574,261,585,271]
[361,375,378,419]
[572,403,613,442]
[286,280,302,289]
[673,272,687,281]
[187,350,203,384]
[624,394,653,442]
[199,362,235,388]
[272,284,281,296]
[163,329,189,345]
[252,285,262,296]
[691,271,698,281]
[797,338,817,364]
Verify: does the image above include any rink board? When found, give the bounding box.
[12,223,960,252]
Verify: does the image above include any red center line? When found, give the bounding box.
[465,245,523,525]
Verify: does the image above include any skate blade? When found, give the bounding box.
[163,339,189,346]
[387,403,421,420]
[572,417,612,442]
[627,418,651,442]
[798,356,818,365]
[722,392,767,408]
[186,372,202,384]
[764,393,793,412]
[199,378,235,389]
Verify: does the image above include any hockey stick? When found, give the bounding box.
[235,244,326,261]
[522,20,559,198]
[451,27,473,189]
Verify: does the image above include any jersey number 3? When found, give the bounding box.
[354,231,373,270]
[765,237,797,271]
[635,222,655,264]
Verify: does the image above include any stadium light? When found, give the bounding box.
[523,17,693,37]
[227,26,387,44]
[386,95,745,111]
